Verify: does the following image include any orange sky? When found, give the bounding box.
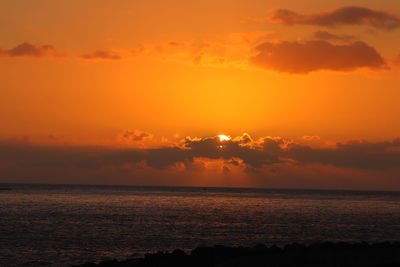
[1,0,400,190]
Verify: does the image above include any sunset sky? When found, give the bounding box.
[1,0,400,190]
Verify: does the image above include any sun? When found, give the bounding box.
[218,134,231,142]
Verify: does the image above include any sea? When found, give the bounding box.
[1,184,400,266]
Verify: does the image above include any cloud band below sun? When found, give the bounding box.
[1,134,400,171]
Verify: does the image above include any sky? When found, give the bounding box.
[1,0,400,190]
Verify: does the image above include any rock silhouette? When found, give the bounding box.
[73,242,400,267]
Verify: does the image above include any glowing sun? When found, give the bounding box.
[218,134,231,142]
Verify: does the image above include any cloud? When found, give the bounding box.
[0,141,144,169]
[145,147,192,169]
[301,135,321,141]
[270,6,400,30]
[1,135,400,174]
[286,139,400,170]
[0,42,55,57]
[251,40,386,74]
[185,136,280,168]
[130,32,266,69]
[118,130,153,143]
[313,31,356,42]
[80,50,121,60]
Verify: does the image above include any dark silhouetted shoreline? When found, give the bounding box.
[73,242,400,267]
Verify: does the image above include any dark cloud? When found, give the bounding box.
[251,40,386,74]
[0,42,55,57]
[80,50,121,60]
[185,136,280,168]
[2,136,400,173]
[226,159,240,166]
[286,139,400,170]
[0,142,145,169]
[313,31,356,42]
[146,147,192,169]
[270,6,400,30]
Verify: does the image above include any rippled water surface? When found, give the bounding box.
[1,184,400,266]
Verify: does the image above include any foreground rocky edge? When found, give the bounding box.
[73,242,400,267]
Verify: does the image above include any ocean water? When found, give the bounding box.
[1,184,400,266]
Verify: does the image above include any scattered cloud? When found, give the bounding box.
[80,50,121,60]
[128,32,270,69]
[269,6,400,30]
[0,42,56,57]
[251,40,386,74]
